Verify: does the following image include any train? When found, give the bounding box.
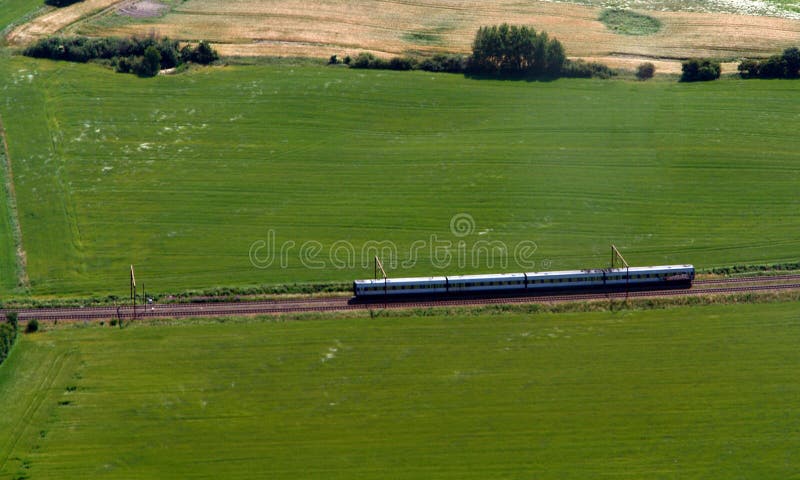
[353,264,695,298]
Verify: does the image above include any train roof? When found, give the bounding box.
[354,276,447,286]
[447,273,526,281]
[354,265,693,284]
[525,265,694,277]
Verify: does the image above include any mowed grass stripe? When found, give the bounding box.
[0,302,799,478]
[0,58,799,295]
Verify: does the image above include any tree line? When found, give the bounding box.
[738,47,800,79]
[339,24,618,79]
[23,36,219,77]
[680,47,800,82]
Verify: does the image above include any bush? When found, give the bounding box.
[562,59,617,79]
[784,47,800,78]
[6,311,18,331]
[680,58,721,82]
[636,62,655,80]
[759,55,786,79]
[737,59,761,79]
[388,56,415,70]
[418,54,467,73]
[0,320,17,365]
[182,40,219,65]
[135,45,161,77]
[25,319,39,334]
[349,52,392,70]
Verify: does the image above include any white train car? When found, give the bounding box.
[353,265,694,298]
[525,265,694,289]
[446,273,527,293]
[353,276,447,297]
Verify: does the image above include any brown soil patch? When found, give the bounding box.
[117,0,168,18]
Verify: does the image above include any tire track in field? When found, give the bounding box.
[0,113,29,289]
[0,347,74,476]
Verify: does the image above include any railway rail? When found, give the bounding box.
[5,275,799,322]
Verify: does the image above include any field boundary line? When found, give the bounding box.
[0,113,29,289]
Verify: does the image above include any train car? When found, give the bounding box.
[446,273,527,294]
[353,276,447,297]
[353,265,694,298]
[525,265,695,289]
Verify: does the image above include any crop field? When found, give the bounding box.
[7,0,800,73]
[1,302,799,478]
[0,0,42,34]
[0,56,799,296]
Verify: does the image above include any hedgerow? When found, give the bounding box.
[346,26,617,79]
[23,35,219,77]
[738,47,800,79]
[0,312,18,366]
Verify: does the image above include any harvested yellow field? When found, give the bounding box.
[9,0,800,70]
[6,0,122,44]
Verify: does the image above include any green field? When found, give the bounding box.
[0,0,41,33]
[1,302,798,478]
[1,56,799,297]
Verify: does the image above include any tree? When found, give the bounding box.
[680,59,721,82]
[25,319,39,334]
[636,62,655,80]
[137,45,161,77]
[782,47,800,78]
[545,39,566,75]
[190,41,219,64]
[758,55,785,79]
[737,59,760,79]
[468,24,566,76]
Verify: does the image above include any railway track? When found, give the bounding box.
[693,273,800,285]
[5,274,799,322]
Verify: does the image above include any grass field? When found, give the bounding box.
[0,117,20,292]
[0,302,798,478]
[0,56,799,296]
